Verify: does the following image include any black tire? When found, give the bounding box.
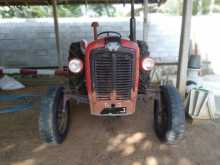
[154,85,185,144]
[39,86,70,144]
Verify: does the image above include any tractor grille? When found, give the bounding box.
[91,48,135,101]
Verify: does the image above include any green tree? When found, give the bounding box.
[192,0,200,15]
[191,0,220,15]
[213,0,220,12]
[0,6,50,18]
[158,0,220,15]
[88,4,117,17]
[158,0,182,15]
[58,5,82,17]
[0,5,82,18]
[0,4,117,18]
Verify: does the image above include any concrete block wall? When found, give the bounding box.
[0,14,181,67]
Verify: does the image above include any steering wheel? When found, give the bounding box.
[97,31,122,39]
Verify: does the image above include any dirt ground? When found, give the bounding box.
[1,89,220,165]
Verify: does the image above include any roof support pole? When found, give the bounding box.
[52,0,62,68]
[177,0,193,97]
[143,0,148,43]
[130,0,136,41]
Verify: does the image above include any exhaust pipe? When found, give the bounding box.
[91,22,99,40]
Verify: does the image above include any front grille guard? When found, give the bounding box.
[90,47,136,101]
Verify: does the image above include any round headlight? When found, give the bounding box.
[68,58,83,73]
[142,57,155,71]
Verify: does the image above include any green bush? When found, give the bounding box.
[0,4,118,18]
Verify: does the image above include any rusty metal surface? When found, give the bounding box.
[88,90,137,116]
[67,83,162,116]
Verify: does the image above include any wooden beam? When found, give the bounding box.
[177,0,193,97]
[0,0,151,6]
[143,0,148,42]
[52,0,62,68]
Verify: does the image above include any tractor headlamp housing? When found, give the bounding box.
[142,57,155,71]
[68,58,83,74]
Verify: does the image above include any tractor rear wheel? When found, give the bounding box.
[154,85,185,144]
[39,86,70,144]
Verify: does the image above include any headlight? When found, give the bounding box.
[142,57,155,71]
[68,58,83,73]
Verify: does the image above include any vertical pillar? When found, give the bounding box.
[177,0,193,97]
[52,0,62,68]
[143,0,148,43]
[130,0,136,41]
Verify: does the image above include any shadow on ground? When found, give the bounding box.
[0,98,220,165]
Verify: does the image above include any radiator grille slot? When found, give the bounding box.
[93,53,112,100]
[115,53,133,100]
[91,48,135,101]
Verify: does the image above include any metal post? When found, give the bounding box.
[177,0,193,97]
[130,0,136,41]
[52,0,62,68]
[143,0,148,42]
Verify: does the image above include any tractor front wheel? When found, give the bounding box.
[154,85,185,144]
[39,86,70,144]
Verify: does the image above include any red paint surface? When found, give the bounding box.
[20,69,37,76]
[85,37,140,97]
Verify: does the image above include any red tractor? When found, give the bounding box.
[39,0,185,145]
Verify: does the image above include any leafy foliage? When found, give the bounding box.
[0,4,118,18]
[158,0,182,15]
[57,5,82,17]
[0,6,52,18]
[88,4,117,17]
[158,0,220,15]
[0,5,81,18]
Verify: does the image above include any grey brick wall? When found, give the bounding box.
[0,14,181,67]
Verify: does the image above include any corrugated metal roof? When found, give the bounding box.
[0,0,166,6]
